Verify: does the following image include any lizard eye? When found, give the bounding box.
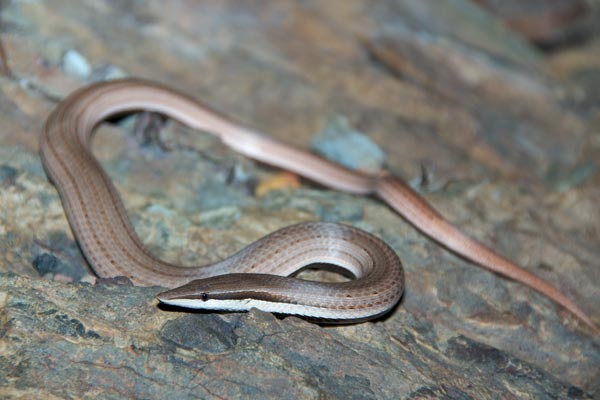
[201,293,209,301]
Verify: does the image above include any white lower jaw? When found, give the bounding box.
[159,298,375,320]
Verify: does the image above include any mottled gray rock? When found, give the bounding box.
[0,274,594,399]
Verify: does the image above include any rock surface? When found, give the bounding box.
[0,1,599,399]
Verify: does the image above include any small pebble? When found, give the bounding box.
[32,253,58,275]
[255,172,301,197]
[100,64,128,80]
[90,63,128,81]
[63,49,92,79]
[0,165,18,185]
[53,273,75,284]
[311,116,385,174]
